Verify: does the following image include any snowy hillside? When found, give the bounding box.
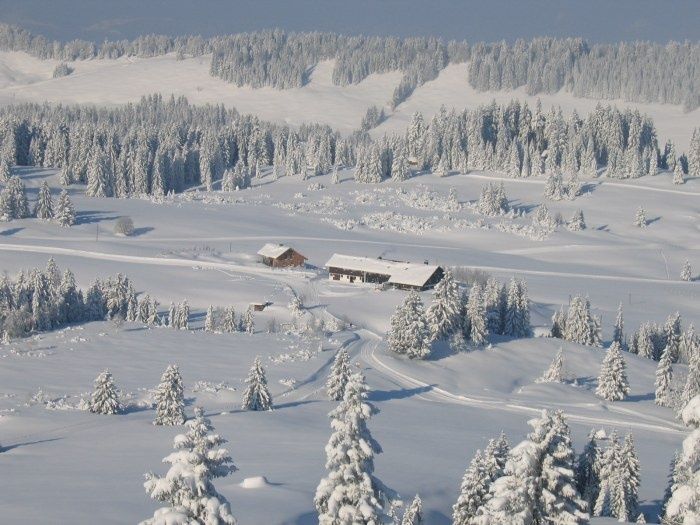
[0,51,697,149]
[0,16,699,525]
[0,164,698,523]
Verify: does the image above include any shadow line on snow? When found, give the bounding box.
[2,437,62,452]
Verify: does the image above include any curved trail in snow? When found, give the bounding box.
[460,172,700,196]
[0,242,692,287]
[352,329,685,436]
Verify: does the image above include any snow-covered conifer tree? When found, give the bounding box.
[596,341,629,401]
[613,302,625,348]
[402,292,432,359]
[594,432,622,517]
[538,348,565,383]
[326,349,351,401]
[243,306,254,334]
[655,346,673,406]
[222,307,237,333]
[664,395,700,524]
[314,372,390,524]
[614,433,640,521]
[453,450,493,524]
[467,282,488,346]
[391,142,410,182]
[153,364,185,426]
[681,260,693,282]
[242,357,272,411]
[576,430,600,509]
[673,161,685,185]
[142,406,236,524]
[567,209,586,231]
[504,278,531,338]
[205,305,216,332]
[401,495,422,525]
[474,410,587,525]
[425,269,461,341]
[634,206,648,228]
[89,369,121,415]
[55,190,75,227]
[34,180,54,219]
[564,295,601,347]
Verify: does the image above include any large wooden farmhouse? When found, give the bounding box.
[257,244,307,268]
[325,254,444,291]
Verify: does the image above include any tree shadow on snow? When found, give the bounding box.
[285,511,317,525]
[74,210,120,225]
[368,384,436,402]
[625,392,655,402]
[131,227,154,237]
[647,215,662,225]
[2,437,62,452]
[0,227,24,236]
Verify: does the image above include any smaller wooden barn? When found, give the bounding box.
[257,244,307,268]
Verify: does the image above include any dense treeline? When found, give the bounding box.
[0,96,697,199]
[468,38,700,111]
[0,95,344,196]
[1,23,697,110]
[0,258,146,339]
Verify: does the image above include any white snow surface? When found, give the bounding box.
[0,52,697,149]
[0,165,697,523]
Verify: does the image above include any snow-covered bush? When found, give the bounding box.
[114,216,135,236]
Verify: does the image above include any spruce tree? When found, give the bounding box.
[576,430,600,509]
[402,292,432,359]
[55,190,75,227]
[538,348,564,383]
[222,306,237,333]
[243,306,254,334]
[205,305,216,332]
[681,260,693,282]
[665,395,700,523]
[682,351,700,408]
[612,302,625,348]
[425,269,461,341]
[474,410,587,525]
[326,349,351,401]
[614,433,640,521]
[401,495,422,525]
[88,369,121,415]
[596,341,629,401]
[655,346,673,406]
[467,282,488,346]
[34,180,54,219]
[315,372,389,524]
[634,206,648,228]
[143,406,236,524]
[594,432,622,517]
[453,449,494,524]
[153,364,185,426]
[242,357,272,411]
[567,209,586,231]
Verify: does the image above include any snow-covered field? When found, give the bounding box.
[0,51,698,149]
[0,163,698,523]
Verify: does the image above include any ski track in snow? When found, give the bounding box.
[0,241,694,287]
[355,330,686,436]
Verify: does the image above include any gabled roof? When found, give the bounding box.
[257,243,294,259]
[325,254,441,287]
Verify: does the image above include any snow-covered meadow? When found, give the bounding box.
[0,160,697,523]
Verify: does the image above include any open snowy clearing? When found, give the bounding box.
[0,52,697,148]
[0,165,697,523]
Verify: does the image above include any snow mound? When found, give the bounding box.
[239,476,271,489]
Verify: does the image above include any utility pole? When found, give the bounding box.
[96,224,99,242]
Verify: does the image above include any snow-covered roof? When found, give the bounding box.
[257,243,293,259]
[325,254,440,287]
